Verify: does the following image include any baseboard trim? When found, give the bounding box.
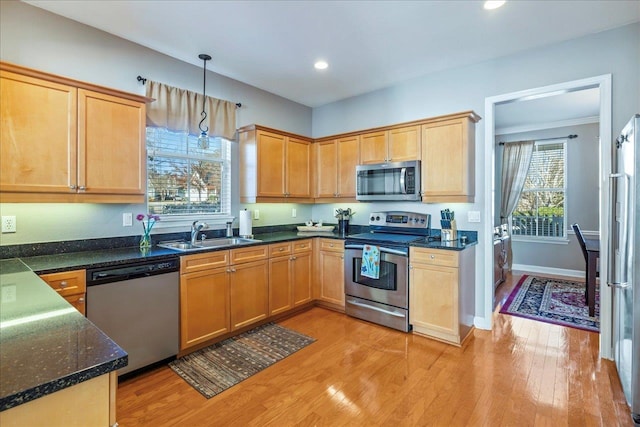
[511,264,584,279]
[474,316,491,330]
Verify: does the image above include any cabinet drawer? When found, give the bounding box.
[318,238,343,252]
[410,248,459,268]
[269,242,292,257]
[181,250,229,274]
[231,245,268,264]
[293,239,312,253]
[39,270,86,297]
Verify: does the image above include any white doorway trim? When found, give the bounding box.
[483,74,612,359]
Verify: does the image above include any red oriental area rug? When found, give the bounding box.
[500,275,599,333]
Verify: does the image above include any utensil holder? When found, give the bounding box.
[441,220,458,241]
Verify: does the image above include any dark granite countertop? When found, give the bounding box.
[0,259,127,412]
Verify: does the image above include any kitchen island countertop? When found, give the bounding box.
[0,259,127,412]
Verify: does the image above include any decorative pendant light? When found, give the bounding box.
[198,53,212,149]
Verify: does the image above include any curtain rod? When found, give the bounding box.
[136,75,242,108]
[498,134,577,145]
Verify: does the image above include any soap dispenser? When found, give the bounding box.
[226,221,233,237]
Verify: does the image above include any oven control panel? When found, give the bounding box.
[369,211,431,229]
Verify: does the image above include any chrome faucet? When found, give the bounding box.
[191,221,207,245]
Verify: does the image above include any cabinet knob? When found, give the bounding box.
[329,243,334,247]
[60,281,67,288]
[226,269,232,273]
[292,256,297,260]
[69,185,77,190]
[78,297,85,304]
[231,268,236,273]
[430,255,435,259]
[278,247,284,251]
[78,186,86,191]
[340,256,344,259]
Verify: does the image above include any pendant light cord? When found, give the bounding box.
[198,54,212,135]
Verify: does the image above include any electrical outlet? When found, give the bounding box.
[467,211,481,223]
[1,216,16,233]
[123,212,133,227]
[254,210,260,220]
[292,208,297,218]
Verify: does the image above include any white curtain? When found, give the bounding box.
[500,140,535,268]
[145,80,236,140]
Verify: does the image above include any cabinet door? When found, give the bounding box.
[286,136,311,197]
[318,250,345,307]
[292,251,312,307]
[421,118,474,202]
[388,125,420,162]
[409,263,459,337]
[269,255,292,316]
[78,89,145,196]
[39,270,86,297]
[257,130,286,197]
[359,131,388,164]
[337,135,360,197]
[316,140,338,198]
[0,71,77,194]
[180,267,230,350]
[230,260,269,330]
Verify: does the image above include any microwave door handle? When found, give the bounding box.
[400,168,407,194]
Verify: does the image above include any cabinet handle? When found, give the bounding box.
[60,281,67,288]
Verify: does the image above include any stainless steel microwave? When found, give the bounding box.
[356,160,421,201]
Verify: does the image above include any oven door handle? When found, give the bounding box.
[344,244,408,256]
[347,299,406,318]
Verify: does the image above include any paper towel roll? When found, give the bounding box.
[239,209,252,237]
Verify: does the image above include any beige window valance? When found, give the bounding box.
[145,80,236,140]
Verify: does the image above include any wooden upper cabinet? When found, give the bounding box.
[389,125,421,162]
[286,136,311,197]
[421,112,479,203]
[256,130,286,197]
[0,62,150,203]
[359,126,420,164]
[315,135,359,199]
[239,125,312,203]
[0,70,78,195]
[78,89,145,196]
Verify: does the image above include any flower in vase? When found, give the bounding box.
[334,208,355,220]
[137,214,160,249]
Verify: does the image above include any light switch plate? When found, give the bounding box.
[254,210,260,220]
[292,208,297,218]
[1,216,16,233]
[468,211,481,223]
[123,212,133,227]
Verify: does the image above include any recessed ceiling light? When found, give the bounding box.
[314,60,328,70]
[484,1,506,10]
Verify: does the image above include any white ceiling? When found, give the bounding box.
[24,0,640,111]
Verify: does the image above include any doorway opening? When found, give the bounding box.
[483,75,612,358]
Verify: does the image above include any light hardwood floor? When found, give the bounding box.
[117,272,633,426]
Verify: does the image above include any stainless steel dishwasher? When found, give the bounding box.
[86,258,179,376]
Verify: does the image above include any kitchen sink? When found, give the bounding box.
[158,237,262,252]
[196,237,262,247]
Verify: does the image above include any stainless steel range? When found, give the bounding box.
[344,211,431,332]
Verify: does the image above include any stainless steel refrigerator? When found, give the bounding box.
[609,114,640,425]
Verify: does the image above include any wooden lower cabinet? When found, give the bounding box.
[0,371,116,427]
[269,240,313,316]
[315,239,345,309]
[409,246,475,346]
[39,269,86,316]
[230,259,269,331]
[180,266,231,351]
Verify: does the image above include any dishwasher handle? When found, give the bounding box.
[87,258,179,286]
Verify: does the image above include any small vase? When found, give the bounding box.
[139,233,151,250]
[338,219,349,236]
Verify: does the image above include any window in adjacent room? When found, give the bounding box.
[146,127,231,218]
[511,140,567,239]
